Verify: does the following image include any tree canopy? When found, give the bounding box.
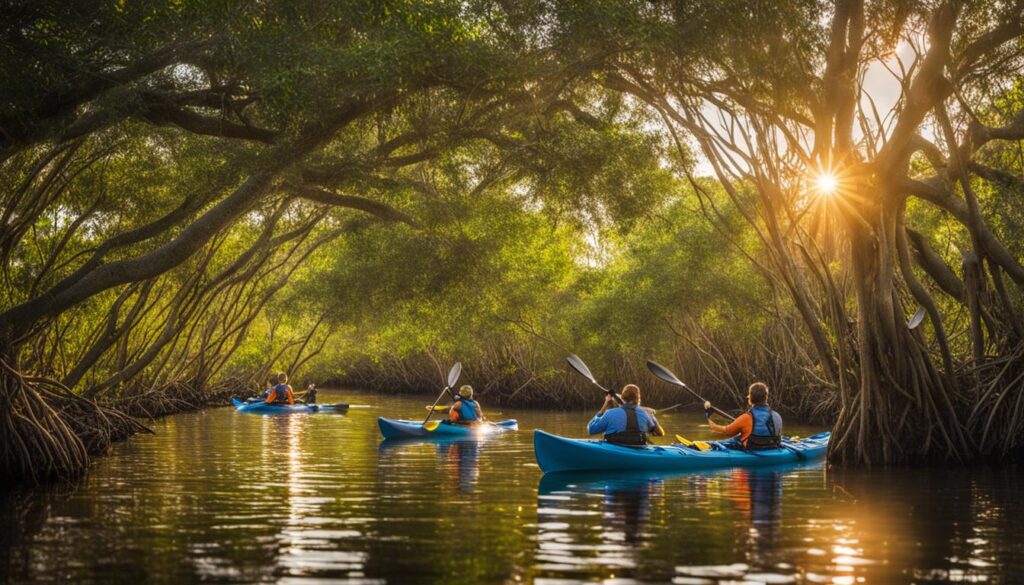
[2,0,1024,484]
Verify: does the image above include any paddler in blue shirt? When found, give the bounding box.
[587,384,665,445]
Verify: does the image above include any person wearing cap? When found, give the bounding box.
[449,385,484,425]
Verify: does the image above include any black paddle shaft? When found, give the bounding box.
[646,359,735,421]
[566,354,623,404]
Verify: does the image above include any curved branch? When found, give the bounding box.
[968,161,1024,192]
[291,184,421,228]
[141,105,277,144]
[905,228,965,302]
[0,98,378,342]
[0,39,214,157]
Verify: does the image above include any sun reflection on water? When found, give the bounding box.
[4,391,1024,584]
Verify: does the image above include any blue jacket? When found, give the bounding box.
[453,398,480,422]
[587,404,659,437]
[750,404,781,435]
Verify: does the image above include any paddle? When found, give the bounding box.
[648,361,808,459]
[566,353,623,404]
[646,360,734,420]
[567,355,683,415]
[423,362,463,426]
[908,306,926,330]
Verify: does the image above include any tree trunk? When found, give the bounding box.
[829,194,970,465]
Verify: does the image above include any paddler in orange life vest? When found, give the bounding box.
[265,372,295,405]
[704,382,783,450]
[449,385,483,425]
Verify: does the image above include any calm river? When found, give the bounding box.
[2,389,1023,584]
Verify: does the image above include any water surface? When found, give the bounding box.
[2,389,1022,584]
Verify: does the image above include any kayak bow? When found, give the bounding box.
[533,430,830,474]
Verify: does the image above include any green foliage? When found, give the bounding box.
[6,0,1024,416]
[237,165,770,389]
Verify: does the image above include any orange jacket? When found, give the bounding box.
[265,385,294,405]
[720,412,754,445]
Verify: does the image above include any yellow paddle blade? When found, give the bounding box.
[676,435,711,451]
[425,405,449,411]
[423,421,441,432]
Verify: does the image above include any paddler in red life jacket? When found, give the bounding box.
[704,382,783,450]
[449,385,483,425]
[265,372,295,405]
[587,384,666,446]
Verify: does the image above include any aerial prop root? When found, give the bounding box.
[0,358,150,485]
[111,380,218,420]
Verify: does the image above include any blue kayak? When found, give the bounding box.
[232,396,349,414]
[537,459,819,495]
[533,430,830,474]
[378,417,518,439]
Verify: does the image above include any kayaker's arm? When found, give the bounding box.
[587,399,614,435]
[643,407,666,437]
[586,414,608,436]
[708,411,751,438]
[651,420,666,437]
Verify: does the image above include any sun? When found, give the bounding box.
[814,172,839,196]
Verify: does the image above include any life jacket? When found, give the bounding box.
[605,404,649,446]
[746,404,782,450]
[450,398,479,424]
[268,383,291,404]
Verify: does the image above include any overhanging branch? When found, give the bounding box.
[290,184,421,228]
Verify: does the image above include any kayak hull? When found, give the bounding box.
[533,430,830,474]
[378,417,518,439]
[232,396,349,414]
[537,460,820,495]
